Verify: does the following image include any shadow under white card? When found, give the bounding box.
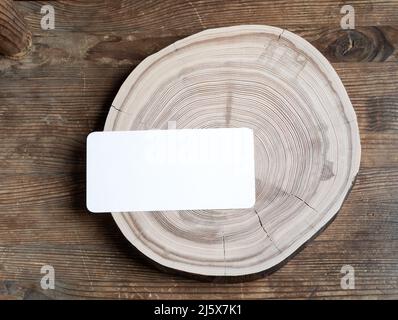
[86,128,255,212]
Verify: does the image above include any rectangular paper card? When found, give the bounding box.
[86,128,255,212]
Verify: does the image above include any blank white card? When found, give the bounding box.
[86,128,255,213]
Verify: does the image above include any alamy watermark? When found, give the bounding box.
[40,264,55,290]
[340,265,355,290]
[40,5,55,30]
[143,121,252,166]
[340,5,355,30]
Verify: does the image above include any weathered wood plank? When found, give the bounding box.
[0,168,397,243]
[0,0,397,299]
[15,0,398,31]
[1,63,398,133]
[0,27,396,69]
[1,236,398,299]
[0,132,396,177]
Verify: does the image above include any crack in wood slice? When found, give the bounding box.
[103,25,361,277]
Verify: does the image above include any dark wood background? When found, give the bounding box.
[0,0,397,299]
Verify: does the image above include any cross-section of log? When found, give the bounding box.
[0,0,32,58]
[104,25,361,278]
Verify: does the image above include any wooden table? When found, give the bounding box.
[0,0,397,299]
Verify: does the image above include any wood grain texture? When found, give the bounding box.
[0,0,32,58]
[0,0,397,299]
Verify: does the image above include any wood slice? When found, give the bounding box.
[104,25,361,277]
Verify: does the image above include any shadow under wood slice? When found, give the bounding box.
[0,0,32,59]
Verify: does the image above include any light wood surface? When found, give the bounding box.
[0,0,397,299]
[104,25,361,277]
